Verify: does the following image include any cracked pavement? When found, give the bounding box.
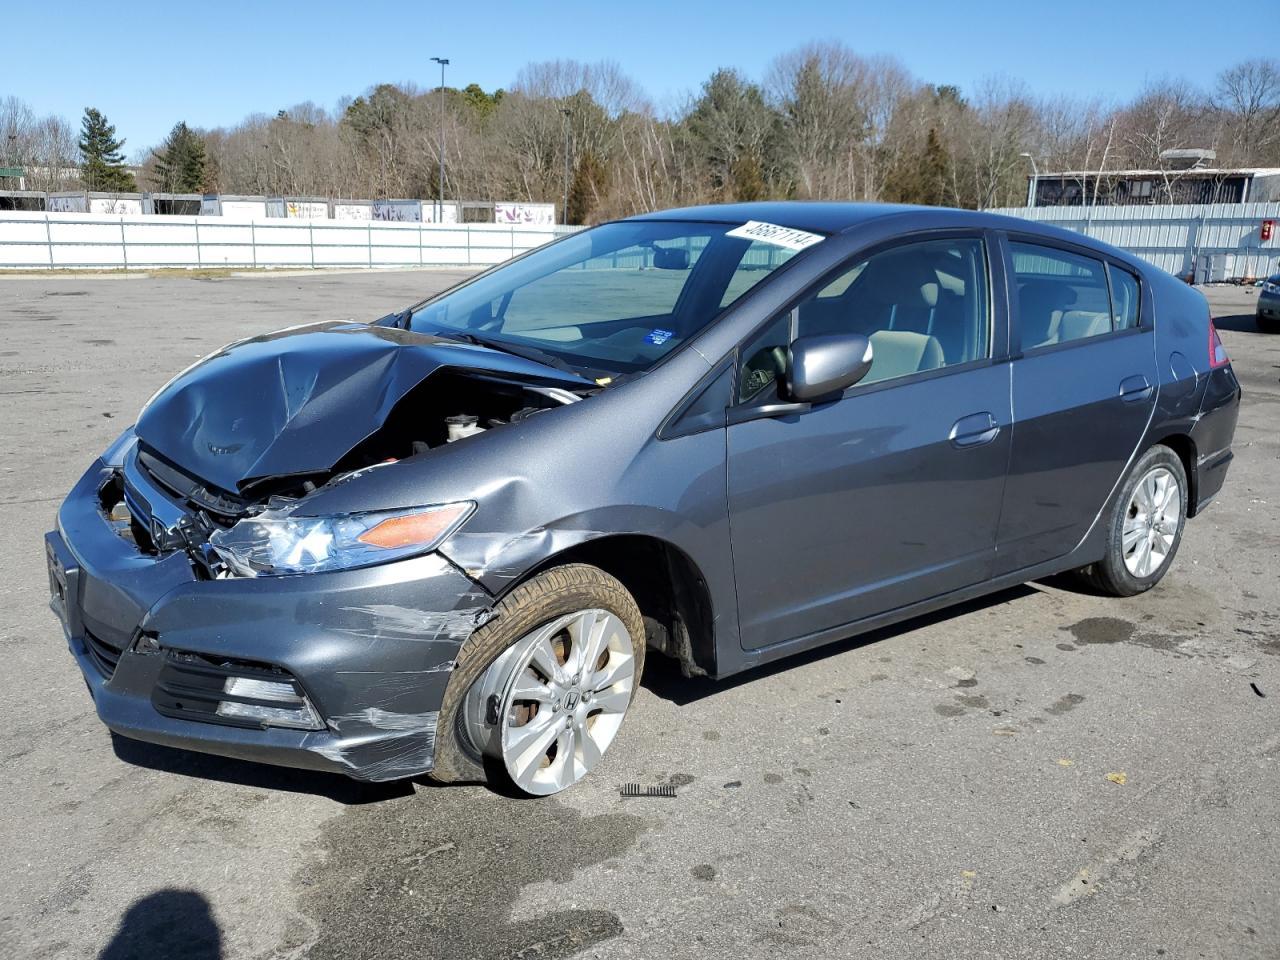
[0,273,1276,960]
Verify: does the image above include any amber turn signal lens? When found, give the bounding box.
[357,505,470,550]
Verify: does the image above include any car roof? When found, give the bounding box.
[623,201,918,234]
[622,201,1151,272]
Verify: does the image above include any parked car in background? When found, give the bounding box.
[47,203,1241,796]
[1258,273,1280,332]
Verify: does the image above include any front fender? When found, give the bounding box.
[436,502,715,590]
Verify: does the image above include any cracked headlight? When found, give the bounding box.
[209,501,474,577]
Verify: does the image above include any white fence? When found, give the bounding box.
[988,202,1280,280]
[0,212,579,270]
[7,205,1277,280]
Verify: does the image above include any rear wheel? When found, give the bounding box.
[1076,445,1187,597]
[431,564,645,795]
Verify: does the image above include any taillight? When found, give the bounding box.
[1208,319,1230,369]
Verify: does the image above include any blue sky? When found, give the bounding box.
[2,0,1272,155]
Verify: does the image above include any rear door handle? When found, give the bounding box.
[950,412,1000,448]
[1119,375,1153,402]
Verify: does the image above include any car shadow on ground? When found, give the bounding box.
[98,889,222,960]
[642,583,1041,707]
[109,734,415,804]
[1212,312,1263,333]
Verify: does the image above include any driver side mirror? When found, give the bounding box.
[786,333,874,401]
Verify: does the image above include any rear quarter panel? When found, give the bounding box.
[1145,268,1240,513]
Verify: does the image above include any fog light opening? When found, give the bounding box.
[132,632,162,655]
[215,676,324,730]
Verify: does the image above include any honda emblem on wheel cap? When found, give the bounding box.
[563,690,580,711]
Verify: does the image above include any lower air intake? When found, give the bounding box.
[152,651,323,731]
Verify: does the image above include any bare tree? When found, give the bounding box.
[24,51,1266,219]
[0,96,80,190]
[1215,58,1280,165]
[768,42,874,198]
[950,77,1037,209]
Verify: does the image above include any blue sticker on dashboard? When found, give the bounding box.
[646,328,675,345]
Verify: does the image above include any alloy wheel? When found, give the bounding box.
[465,608,636,795]
[1121,466,1181,578]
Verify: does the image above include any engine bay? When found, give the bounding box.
[105,369,585,565]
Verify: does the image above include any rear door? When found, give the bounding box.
[995,235,1158,572]
[726,232,1013,651]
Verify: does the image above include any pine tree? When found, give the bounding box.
[730,154,767,202]
[883,126,952,206]
[79,108,136,192]
[566,151,606,225]
[918,127,951,206]
[151,122,208,193]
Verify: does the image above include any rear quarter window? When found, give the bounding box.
[1108,264,1141,330]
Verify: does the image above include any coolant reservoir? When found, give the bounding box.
[446,414,485,442]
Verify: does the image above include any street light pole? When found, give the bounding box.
[561,108,572,225]
[430,57,449,223]
[1019,152,1040,208]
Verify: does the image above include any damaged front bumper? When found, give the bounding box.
[47,458,493,781]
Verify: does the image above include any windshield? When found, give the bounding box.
[408,219,819,379]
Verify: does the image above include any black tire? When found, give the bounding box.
[430,563,645,787]
[1075,444,1188,597]
[1258,312,1280,333]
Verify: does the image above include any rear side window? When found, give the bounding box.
[1010,242,1113,348]
[1109,264,1141,330]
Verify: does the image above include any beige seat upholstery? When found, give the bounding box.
[868,330,945,382]
[1058,310,1111,342]
[1017,280,1072,348]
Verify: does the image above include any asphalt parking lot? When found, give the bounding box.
[1,271,1277,960]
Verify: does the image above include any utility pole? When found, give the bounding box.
[561,108,572,225]
[1019,152,1040,208]
[430,57,450,223]
[5,135,17,191]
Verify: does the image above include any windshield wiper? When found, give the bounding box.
[429,330,581,377]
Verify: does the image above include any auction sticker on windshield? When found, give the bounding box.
[725,220,824,251]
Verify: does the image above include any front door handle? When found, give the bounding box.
[1120,375,1153,402]
[950,412,1000,448]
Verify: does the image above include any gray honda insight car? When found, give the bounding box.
[46,203,1241,795]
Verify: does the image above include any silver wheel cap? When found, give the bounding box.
[1121,465,1181,578]
[468,609,635,796]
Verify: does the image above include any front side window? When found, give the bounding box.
[736,237,990,401]
[1010,241,1115,348]
[409,220,815,379]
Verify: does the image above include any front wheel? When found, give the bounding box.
[432,564,645,795]
[1258,312,1280,333]
[1076,445,1187,597]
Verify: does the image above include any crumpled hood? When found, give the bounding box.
[134,320,589,494]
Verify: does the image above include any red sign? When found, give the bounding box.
[1264,219,1275,242]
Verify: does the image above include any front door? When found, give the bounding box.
[727,234,1012,651]
[995,237,1158,573]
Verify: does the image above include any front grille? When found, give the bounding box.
[137,448,248,521]
[152,651,322,730]
[84,630,124,679]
